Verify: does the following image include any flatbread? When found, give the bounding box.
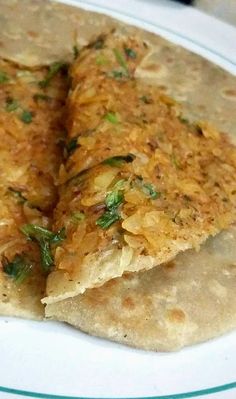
[0,0,235,142]
[43,33,236,304]
[46,226,236,351]
[0,58,67,319]
[1,0,236,351]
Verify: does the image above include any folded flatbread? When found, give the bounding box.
[46,226,236,351]
[1,0,236,143]
[43,33,236,305]
[0,58,67,319]
[1,0,236,352]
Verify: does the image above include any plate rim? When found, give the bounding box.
[0,381,236,399]
[59,0,236,70]
[2,0,236,398]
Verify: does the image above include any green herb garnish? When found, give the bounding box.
[73,45,79,59]
[113,49,129,75]
[33,93,51,102]
[2,254,32,284]
[142,183,160,199]
[0,71,9,84]
[124,48,137,59]
[5,98,19,112]
[104,112,119,124]
[103,154,135,167]
[113,179,126,190]
[38,62,68,88]
[96,190,124,229]
[21,224,66,272]
[20,110,33,124]
[66,137,78,156]
[21,224,65,243]
[8,187,27,204]
[39,240,54,271]
[135,178,160,200]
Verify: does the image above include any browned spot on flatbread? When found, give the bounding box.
[122,296,135,310]
[27,31,39,39]
[123,273,134,281]
[164,261,176,270]
[222,88,236,100]
[105,278,118,289]
[167,308,186,323]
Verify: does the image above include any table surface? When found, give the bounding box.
[195,0,236,26]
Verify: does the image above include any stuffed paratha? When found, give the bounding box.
[43,33,236,305]
[0,58,67,319]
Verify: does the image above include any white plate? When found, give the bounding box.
[1,1,236,398]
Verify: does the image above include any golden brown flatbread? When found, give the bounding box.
[0,58,67,319]
[43,33,236,305]
[1,0,235,142]
[46,226,236,351]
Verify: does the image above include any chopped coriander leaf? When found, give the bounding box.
[40,240,54,272]
[8,187,27,204]
[21,224,55,241]
[21,224,62,243]
[103,154,135,167]
[38,62,68,88]
[96,190,124,229]
[96,211,120,229]
[105,191,124,209]
[20,110,33,124]
[5,98,19,112]
[0,71,9,84]
[50,227,66,244]
[124,47,137,59]
[70,211,85,224]
[21,224,66,272]
[2,254,32,284]
[113,179,126,190]
[33,93,51,102]
[142,183,160,200]
[66,137,78,156]
[104,112,119,124]
[113,49,129,75]
[73,45,79,59]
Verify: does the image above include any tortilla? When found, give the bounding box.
[43,33,236,305]
[46,225,236,351]
[0,58,67,319]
